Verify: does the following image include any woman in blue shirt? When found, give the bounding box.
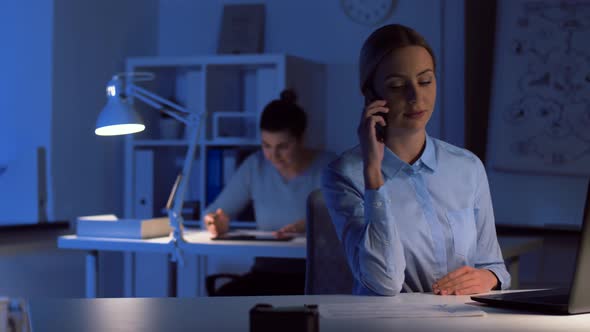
[322,24,510,296]
[203,89,335,296]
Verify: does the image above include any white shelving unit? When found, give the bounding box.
[123,54,325,223]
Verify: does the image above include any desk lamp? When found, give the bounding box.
[95,72,204,265]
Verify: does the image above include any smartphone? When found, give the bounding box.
[374,113,386,142]
[364,89,387,142]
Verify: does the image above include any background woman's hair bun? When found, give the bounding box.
[280,89,297,104]
[261,88,306,138]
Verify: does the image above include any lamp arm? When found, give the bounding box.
[125,81,205,266]
[166,112,204,266]
[102,73,206,267]
[128,85,191,125]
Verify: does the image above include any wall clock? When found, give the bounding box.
[341,0,397,26]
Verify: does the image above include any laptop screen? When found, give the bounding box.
[568,179,590,314]
[471,180,590,315]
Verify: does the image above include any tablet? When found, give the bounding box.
[211,231,294,242]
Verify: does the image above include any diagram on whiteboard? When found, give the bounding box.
[488,0,590,175]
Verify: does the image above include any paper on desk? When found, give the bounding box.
[320,303,486,319]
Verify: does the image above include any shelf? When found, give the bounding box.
[133,140,190,147]
[203,139,259,147]
[132,139,261,148]
[127,54,289,68]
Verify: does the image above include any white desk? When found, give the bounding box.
[57,231,541,298]
[57,230,305,297]
[27,293,590,331]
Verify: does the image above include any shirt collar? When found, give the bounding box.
[381,145,406,179]
[380,134,438,179]
[420,134,437,172]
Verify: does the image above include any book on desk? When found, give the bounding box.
[76,214,171,239]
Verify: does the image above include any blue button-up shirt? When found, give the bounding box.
[322,135,510,295]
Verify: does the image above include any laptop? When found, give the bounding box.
[471,180,590,315]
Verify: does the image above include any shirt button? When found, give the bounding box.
[374,201,383,208]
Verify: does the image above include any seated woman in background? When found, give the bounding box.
[322,24,510,296]
[203,89,335,296]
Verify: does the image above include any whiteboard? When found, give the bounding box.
[487,0,590,176]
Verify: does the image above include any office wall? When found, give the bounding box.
[51,0,159,221]
[0,0,159,224]
[0,2,54,224]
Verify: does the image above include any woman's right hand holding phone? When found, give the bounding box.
[357,100,388,189]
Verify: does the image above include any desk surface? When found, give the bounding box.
[57,232,543,298]
[58,231,540,259]
[27,292,590,332]
[58,230,306,258]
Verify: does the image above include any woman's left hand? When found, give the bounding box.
[274,220,305,239]
[432,266,498,295]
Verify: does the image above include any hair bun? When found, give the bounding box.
[279,89,297,104]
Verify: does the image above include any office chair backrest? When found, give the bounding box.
[305,189,353,294]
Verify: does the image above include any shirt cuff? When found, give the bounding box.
[485,266,511,290]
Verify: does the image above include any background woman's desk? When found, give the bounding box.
[57,231,541,298]
[57,230,306,298]
[28,293,590,331]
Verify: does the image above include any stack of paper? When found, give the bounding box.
[76,214,171,239]
[320,303,486,319]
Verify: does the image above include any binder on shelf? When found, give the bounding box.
[206,148,224,205]
[134,150,154,218]
[76,214,171,239]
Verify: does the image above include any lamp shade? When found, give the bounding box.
[95,96,145,136]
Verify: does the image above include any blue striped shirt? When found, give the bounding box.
[322,135,510,295]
